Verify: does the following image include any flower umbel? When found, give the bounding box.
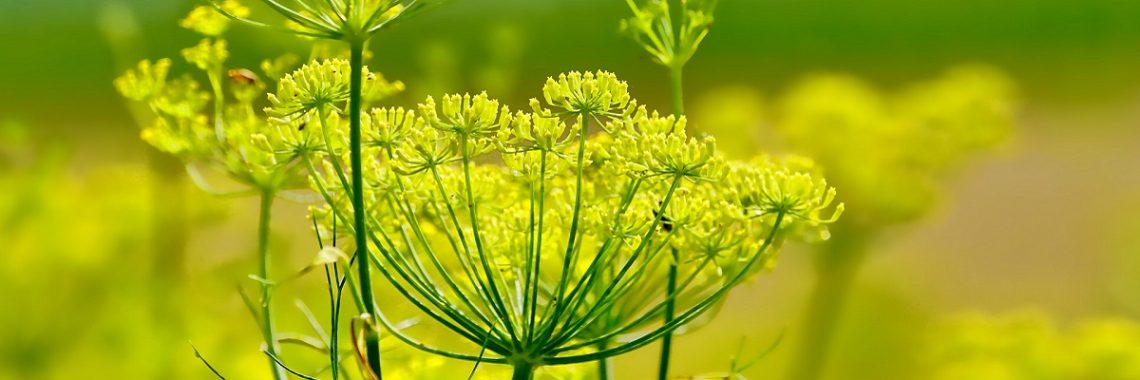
[208,0,436,41]
[267,59,403,120]
[114,59,171,102]
[541,71,632,117]
[622,0,718,69]
[304,71,841,371]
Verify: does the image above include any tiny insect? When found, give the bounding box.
[227,68,259,84]
[297,122,307,131]
[653,208,674,232]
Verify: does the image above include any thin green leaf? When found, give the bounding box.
[190,341,227,379]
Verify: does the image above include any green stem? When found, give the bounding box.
[657,63,684,380]
[511,362,535,380]
[257,190,285,380]
[544,213,787,365]
[536,114,590,343]
[786,231,867,380]
[669,65,684,116]
[348,37,383,377]
[597,342,612,380]
[526,151,548,337]
[328,266,341,380]
[657,248,678,380]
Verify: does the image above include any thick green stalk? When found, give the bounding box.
[348,37,384,377]
[786,229,867,380]
[669,65,684,115]
[257,190,286,380]
[657,63,685,380]
[511,362,535,380]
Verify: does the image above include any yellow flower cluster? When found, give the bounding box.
[267,58,403,120]
[542,71,632,116]
[182,39,228,72]
[294,69,842,365]
[115,37,403,193]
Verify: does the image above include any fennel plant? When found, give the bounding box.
[283,67,843,379]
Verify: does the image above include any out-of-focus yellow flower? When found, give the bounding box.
[927,311,1140,380]
[117,36,411,191]
[113,59,171,102]
[182,39,229,72]
[180,0,249,36]
[0,154,226,379]
[774,65,1017,226]
[690,86,766,159]
[1072,318,1140,379]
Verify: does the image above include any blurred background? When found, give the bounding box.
[2,0,1140,379]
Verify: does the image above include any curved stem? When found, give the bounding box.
[535,115,592,343]
[524,150,549,341]
[539,176,683,354]
[553,250,712,354]
[542,176,680,350]
[325,265,342,380]
[384,190,503,338]
[348,37,383,377]
[557,114,589,293]
[460,143,522,343]
[534,178,640,340]
[257,190,286,380]
[373,309,508,363]
[317,106,354,194]
[545,213,786,365]
[430,162,520,345]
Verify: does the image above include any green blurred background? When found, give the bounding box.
[2,0,1140,379]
